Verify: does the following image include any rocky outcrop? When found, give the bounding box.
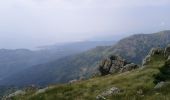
[35,86,54,95]
[142,48,164,67]
[96,87,121,100]
[3,90,26,100]
[120,63,139,73]
[99,55,139,75]
[149,48,164,56]
[142,45,170,67]
[142,55,151,67]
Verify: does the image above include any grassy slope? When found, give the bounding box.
[12,54,170,100]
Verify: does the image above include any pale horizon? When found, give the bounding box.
[0,0,170,49]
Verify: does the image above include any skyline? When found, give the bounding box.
[0,0,170,49]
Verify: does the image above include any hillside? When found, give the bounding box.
[0,41,114,99]
[0,41,113,85]
[1,30,170,87]
[8,45,170,100]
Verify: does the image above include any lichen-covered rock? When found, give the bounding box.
[120,63,139,72]
[99,55,138,75]
[96,87,121,100]
[99,58,112,76]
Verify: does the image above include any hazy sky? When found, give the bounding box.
[0,0,170,49]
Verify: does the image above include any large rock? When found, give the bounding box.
[120,63,139,72]
[99,58,112,76]
[99,55,138,75]
[96,87,121,100]
[99,55,127,75]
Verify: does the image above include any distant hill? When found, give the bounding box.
[106,30,170,63]
[1,30,170,87]
[0,41,114,82]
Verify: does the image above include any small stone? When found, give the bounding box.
[154,81,165,89]
[96,95,106,100]
[96,87,121,100]
[137,89,143,95]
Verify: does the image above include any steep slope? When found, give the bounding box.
[9,46,170,100]
[2,30,170,87]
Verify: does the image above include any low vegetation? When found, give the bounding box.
[10,52,170,100]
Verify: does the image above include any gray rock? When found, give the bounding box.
[7,90,25,98]
[35,86,54,95]
[69,79,78,84]
[99,55,131,75]
[154,82,170,89]
[96,87,121,99]
[136,89,143,95]
[96,95,106,100]
[35,87,49,95]
[120,63,139,72]
[149,48,164,56]
[154,82,165,89]
[142,55,151,67]
[168,56,170,60]
[142,47,164,68]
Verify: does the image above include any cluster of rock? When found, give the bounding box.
[2,85,38,100]
[142,45,170,67]
[35,86,55,95]
[96,87,121,100]
[3,90,26,100]
[98,55,139,76]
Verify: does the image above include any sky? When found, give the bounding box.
[0,0,170,49]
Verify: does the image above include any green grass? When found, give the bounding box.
[12,54,170,100]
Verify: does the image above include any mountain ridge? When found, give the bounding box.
[1,30,170,87]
